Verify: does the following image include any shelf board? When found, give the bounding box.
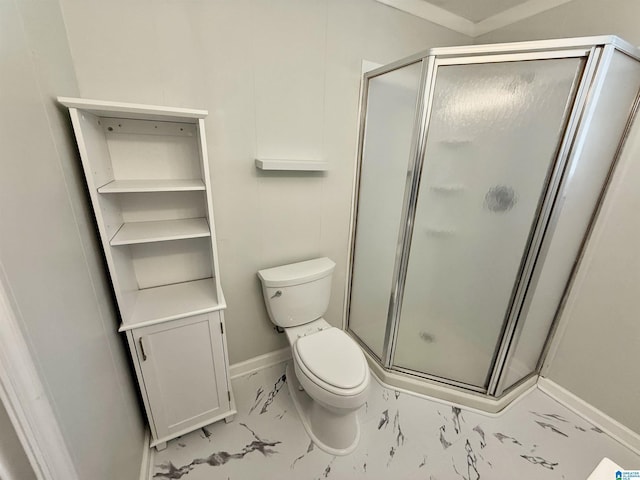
[438,138,472,146]
[110,218,210,246]
[98,179,205,193]
[120,278,224,330]
[255,158,328,171]
[57,96,207,123]
[430,184,465,193]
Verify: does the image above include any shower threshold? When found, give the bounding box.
[361,346,538,414]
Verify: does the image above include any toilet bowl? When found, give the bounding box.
[288,319,370,455]
[257,258,370,455]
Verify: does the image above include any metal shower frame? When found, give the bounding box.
[345,36,640,398]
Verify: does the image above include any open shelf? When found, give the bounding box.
[111,218,210,245]
[438,138,473,146]
[121,278,223,330]
[98,179,205,193]
[425,226,456,236]
[430,184,465,193]
[255,158,328,171]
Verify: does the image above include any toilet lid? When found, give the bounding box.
[295,328,367,389]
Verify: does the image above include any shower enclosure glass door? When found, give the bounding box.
[349,62,424,358]
[393,57,584,390]
[347,37,640,400]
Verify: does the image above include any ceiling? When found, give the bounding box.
[377,0,572,37]
[426,0,534,22]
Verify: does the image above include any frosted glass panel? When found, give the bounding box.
[393,58,584,388]
[349,62,423,358]
[500,51,640,392]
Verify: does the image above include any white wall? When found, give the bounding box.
[58,0,471,364]
[475,0,640,433]
[543,114,640,434]
[0,401,35,480]
[0,0,145,478]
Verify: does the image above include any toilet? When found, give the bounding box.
[258,257,370,456]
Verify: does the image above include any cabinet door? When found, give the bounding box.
[133,312,230,440]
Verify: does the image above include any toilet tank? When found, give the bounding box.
[257,257,335,328]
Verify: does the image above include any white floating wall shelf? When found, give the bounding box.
[255,158,328,171]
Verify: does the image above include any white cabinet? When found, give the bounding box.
[129,312,231,440]
[59,97,236,449]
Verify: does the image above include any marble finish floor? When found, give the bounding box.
[153,361,639,479]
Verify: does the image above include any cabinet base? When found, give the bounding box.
[149,407,238,449]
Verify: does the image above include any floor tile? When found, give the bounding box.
[153,361,639,479]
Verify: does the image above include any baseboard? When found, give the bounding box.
[138,430,153,480]
[229,345,535,416]
[538,377,640,456]
[227,347,640,456]
[229,347,291,379]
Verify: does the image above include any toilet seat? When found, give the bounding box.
[293,327,368,397]
[257,258,369,456]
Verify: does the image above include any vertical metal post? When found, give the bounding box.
[381,56,437,368]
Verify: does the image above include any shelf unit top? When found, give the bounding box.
[110,218,211,246]
[57,97,208,123]
[98,179,206,193]
[119,278,225,331]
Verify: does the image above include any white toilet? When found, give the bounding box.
[258,257,370,456]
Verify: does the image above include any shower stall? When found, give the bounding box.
[347,36,640,404]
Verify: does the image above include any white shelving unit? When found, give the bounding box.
[60,97,236,450]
